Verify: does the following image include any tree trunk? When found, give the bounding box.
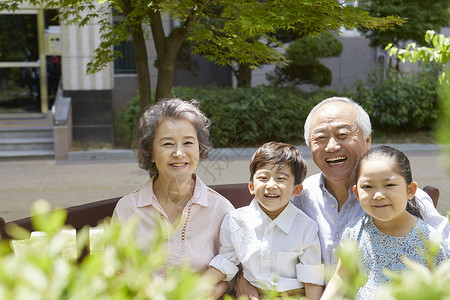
[236,63,252,87]
[149,10,200,101]
[130,24,152,113]
[395,56,401,72]
[120,0,152,113]
[155,52,177,100]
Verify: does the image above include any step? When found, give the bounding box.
[0,138,54,151]
[0,113,49,120]
[0,121,53,127]
[0,115,55,160]
[0,150,55,161]
[0,126,54,138]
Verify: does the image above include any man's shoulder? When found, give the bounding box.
[292,173,323,207]
[290,203,317,223]
[302,173,322,188]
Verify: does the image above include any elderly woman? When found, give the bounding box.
[113,98,234,294]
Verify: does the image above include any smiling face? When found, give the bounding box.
[309,102,371,186]
[152,118,200,183]
[353,157,417,229]
[249,164,303,219]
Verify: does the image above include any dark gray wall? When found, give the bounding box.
[64,90,113,145]
[112,75,139,110]
[321,36,381,91]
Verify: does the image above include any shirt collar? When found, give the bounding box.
[318,173,326,190]
[274,202,298,234]
[318,173,358,205]
[137,174,209,208]
[250,199,297,234]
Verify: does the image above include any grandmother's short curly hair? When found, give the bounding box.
[133,98,213,175]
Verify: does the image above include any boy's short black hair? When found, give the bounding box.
[249,141,307,185]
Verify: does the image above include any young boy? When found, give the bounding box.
[205,141,324,299]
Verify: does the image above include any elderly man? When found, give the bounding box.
[293,97,449,267]
[236,96,449,299]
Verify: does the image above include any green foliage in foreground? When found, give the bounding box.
[333,237,450,300]
[0,200,211,300]
[2,201,449,299]
[437,82,450,173]
[123,86,351,148]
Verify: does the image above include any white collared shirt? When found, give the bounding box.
[209,199,324,292]
[113,175,234,273]
[291,172,450,269]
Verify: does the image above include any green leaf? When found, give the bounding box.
[30,200,67,236]
[425,30,435,44]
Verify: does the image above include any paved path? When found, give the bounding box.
[0,144,449,222]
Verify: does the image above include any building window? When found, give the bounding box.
[341,1,362,37]
[114,40,136,74]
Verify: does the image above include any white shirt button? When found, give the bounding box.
[331,204,336,209]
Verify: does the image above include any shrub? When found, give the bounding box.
[355,64,441,132]
[122,85,351,148]
[176,85,311,147]
[267,32,343,87]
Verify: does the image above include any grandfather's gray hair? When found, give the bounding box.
[303,97,372,147]
[134,98,213,175]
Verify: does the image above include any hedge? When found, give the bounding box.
[121,68,441,148]
[123,85,349,148]
[355,64,441,132]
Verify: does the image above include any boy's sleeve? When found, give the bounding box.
[208,214,240,281]
[296,222,324,286]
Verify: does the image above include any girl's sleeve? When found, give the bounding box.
[208,214,240,281]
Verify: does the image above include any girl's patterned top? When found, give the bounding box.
[341,214,450,299]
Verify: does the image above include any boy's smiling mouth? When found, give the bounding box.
[264,193,280,199]
[325,156,347,166]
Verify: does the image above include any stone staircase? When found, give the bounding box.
[0,113,55,160]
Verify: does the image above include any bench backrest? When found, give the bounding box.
[0,183,440,241]
[0,183,252,240]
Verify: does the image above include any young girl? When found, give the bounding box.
[321,145,449,300]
